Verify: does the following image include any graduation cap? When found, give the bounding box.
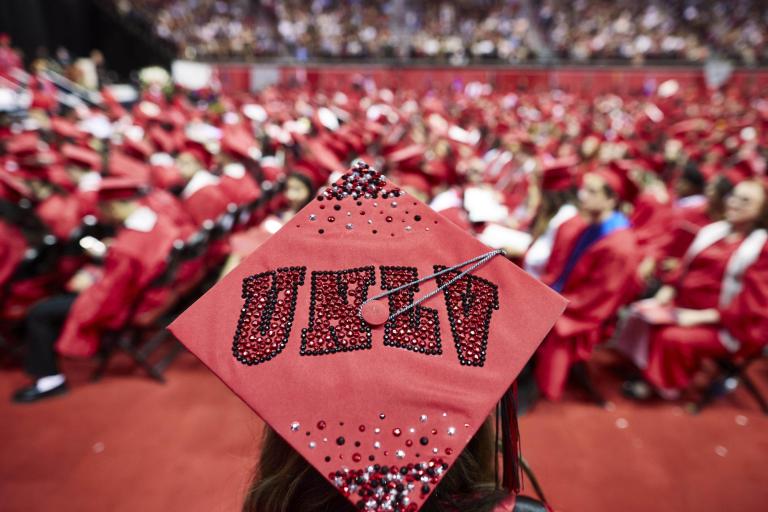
[593,162,640,204]
[169,161,565,512]
[61,143,102,172]
[5,132,42,156]
[96,176,148,201]
[540,156,578,191]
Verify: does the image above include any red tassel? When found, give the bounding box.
[500,382,521,493]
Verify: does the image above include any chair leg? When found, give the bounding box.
[571,361,607,407]
[152,340,184,376]
[117,335,165,383]
[739,372,768,415]
[91,336,118,381]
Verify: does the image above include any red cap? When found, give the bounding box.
[108,150,152,182]
[97,177,147,201]
[0,169,33,200]
[122,136,154,160]
[592,163,639,204]
[61,143,102,171]
[50,118,85,140]
[148,125,176,154]
[5,132,41,156]
[221,129,261,161]
[169,161,566,512]
[540,156,578,191]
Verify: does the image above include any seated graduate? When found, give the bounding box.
[169,162,567,512]
[616,178,768,400]
[535,166,641,401]
[11,178,180,403]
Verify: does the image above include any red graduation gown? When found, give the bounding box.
[644,240,768,391]
[55,211,180,358]
[536,223,641,400]
[0,220,26,289]
[536,214,587,287]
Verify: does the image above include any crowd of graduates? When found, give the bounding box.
[111,0,768,64]
[1,50,767,404]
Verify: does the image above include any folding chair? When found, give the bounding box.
[690,347,768,415]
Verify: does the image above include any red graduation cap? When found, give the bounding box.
[169,162,565,512]
[108,150,152,182]
[593,162,640,204]
[61,143,102,171]
[50,117,85,140]
[5,132,42,156]
[0,169,33,200]
[540,156,578,191]
[96,176,147,201]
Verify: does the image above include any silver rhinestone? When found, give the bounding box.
[419,415,428,423]
[408,427,416,434]
[346,223,353,230]
[367,219,373,224]
[442,412,448,417]
[290,422,300,432]
[447,427,456,436]
[374,428,381,434]
[379,413,386,420]
[347,211,352,216]
[464,423,470,428]
[425,227,430,231]
[432,447,439,454]
[309,214,317,221]
[395,450,405,459]
[405,226,412,231]
[391,201,398,207]
[373,441,381,449]
[309,441,317,449]
[323,437,328,442]
[373,202,379,207]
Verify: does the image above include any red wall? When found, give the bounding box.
[213,64,768,96]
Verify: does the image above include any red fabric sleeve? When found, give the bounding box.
[556,237,640,338]
[718,249,768,354]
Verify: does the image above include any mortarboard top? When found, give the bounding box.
[107,150,152,183]
[148,125,177,155]
[221,128,262,162]
[591,162,639,204]
[50,117,85,141]
[540,155,579,192]
[168,161,566,512]
[0,168,33,200]
[96,176,147,202]
[61,143,102,172]
[122,135,155,160]
[5,132,41,156]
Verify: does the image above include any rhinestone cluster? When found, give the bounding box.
[233,267,306,365]
[318,161,401,201]
[331,459,448,512]
[434,266,499,367]
[301,267,376,355]
[380,266,442,356]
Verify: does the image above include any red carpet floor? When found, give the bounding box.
[1,349,766,512]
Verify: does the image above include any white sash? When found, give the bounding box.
[524,204,578,279]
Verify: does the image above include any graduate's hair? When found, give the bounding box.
[243,418,508,512]
[531,188,576,240]
[747,178,768,230]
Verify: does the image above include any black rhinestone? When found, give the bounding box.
[336,437,345,446]
[419,437,429,446]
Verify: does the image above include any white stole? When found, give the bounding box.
[524,204,578,280]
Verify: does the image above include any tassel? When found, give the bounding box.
[499,382,521,494]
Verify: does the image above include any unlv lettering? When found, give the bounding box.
[301,267,376,356]
[380,266,442,355]
[232,266,306,365]
[434,265,499,367]
[233,265,498,366]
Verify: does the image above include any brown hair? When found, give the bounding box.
[243,417,507,512]
[745,179,768,231]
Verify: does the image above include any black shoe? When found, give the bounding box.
[621,379,653,401]
[11,382,69,403]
